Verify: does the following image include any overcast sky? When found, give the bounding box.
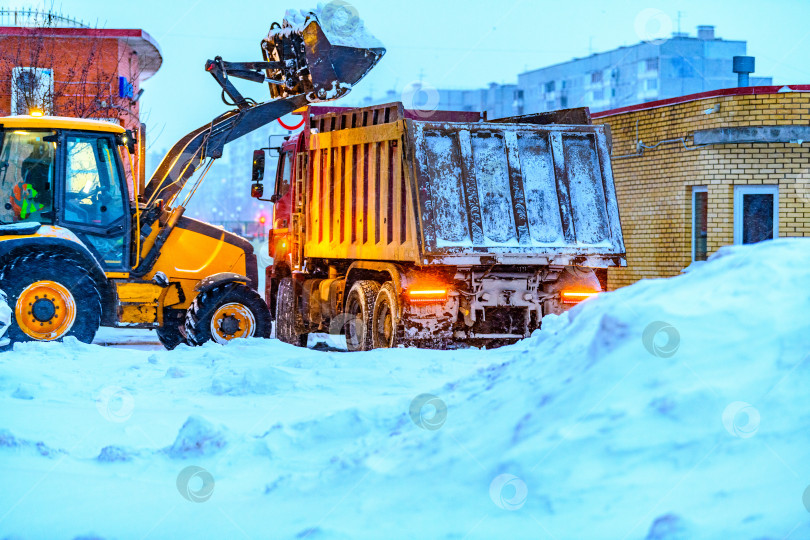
[11,0,810,149]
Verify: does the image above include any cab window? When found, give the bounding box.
[64,135,126,226]
[0,130,56,224]
[276,151,293,198]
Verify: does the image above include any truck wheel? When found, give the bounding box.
[157,309,186,350]
[343,280,380,352]
[0,252,102,345]
[275,277,307,346]
[371,282,400,349]
[184,283,271,346]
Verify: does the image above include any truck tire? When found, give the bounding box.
[184,283,271,346]
[0,252,102,345]
[343,280,380,352]
[275,277,307,346]
[157,309,187,350]
[371,282,400,349]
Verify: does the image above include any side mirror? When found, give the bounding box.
[252,149,265,182]
[251,183,264,199]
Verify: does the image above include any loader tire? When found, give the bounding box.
[0,252,102,346]
[157,309,186,350]
[184,283,271,346]
[343,280,380,352]
[275,277,307,346]
[371,282,400,349]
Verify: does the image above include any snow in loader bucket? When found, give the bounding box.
[262,4,386,101]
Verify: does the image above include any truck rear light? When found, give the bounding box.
[561,290,598,304]
[406,288,448,304]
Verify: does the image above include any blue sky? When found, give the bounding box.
[13,0,810,149]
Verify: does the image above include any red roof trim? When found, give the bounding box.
[592,85,810,118]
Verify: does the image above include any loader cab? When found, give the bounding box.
[0,117,132,271]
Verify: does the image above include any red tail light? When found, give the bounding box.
[561,290,598,304]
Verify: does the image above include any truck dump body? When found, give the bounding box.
[302,103,625,268]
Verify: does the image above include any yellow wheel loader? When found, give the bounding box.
[0,9,385,350]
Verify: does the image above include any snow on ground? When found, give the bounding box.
[0,290,9,348]
[1,239,810,539]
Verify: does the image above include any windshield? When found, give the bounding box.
[0,130,56,224]
[64,135,126,227]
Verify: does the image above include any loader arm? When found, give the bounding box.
[143,92,309,206]
[134,8,385,278]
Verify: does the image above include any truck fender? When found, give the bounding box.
[194,272,250,295]
[344,261,408,298]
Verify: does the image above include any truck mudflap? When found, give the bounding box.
[409,120,625,267]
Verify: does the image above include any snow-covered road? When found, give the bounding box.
[1,239,809,539]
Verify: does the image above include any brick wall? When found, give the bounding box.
[0,34,140,132]
[594,90,810,289]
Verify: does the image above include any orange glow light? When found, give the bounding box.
[406,288,448,304]
[561,290,598,304]
[29,109,43,117]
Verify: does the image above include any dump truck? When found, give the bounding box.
[254,103,626,350]
[0,7,385,349]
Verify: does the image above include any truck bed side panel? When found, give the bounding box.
[304,121,421,263]
[409,121,625,266]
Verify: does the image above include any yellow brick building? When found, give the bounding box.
[592,86,810,289]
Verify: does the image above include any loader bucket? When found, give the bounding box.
[262,8,385,102]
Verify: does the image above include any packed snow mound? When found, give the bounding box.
[0,239,808,539]
[0,289,10,347]
[270,3,384,49]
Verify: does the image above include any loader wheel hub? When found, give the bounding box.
[211,303,256,344]
[31,298,56,322]
[15,281,76,341]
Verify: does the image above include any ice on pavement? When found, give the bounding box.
[1,239,809,539]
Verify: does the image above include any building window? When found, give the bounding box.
[11,67,53,116]
[645,79,658,90]
[646,58,659,71]
[734,185,779,245]
[545,100,556,110]
[544,81,555,93]
[560,96,568,108]
[692,186,708,261]
[591,71,603,84]
[592,89,604,101]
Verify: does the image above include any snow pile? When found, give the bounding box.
[0,239,809,539]
[269,3,384,49]
[0,289,10,348]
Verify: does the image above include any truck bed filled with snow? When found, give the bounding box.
[0,239,808,539]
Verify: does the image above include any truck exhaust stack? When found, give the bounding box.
[262,7,386,101]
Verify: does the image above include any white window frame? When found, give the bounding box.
[692,186,708,261]
[11,67,54,116]
[733,185,779,245]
